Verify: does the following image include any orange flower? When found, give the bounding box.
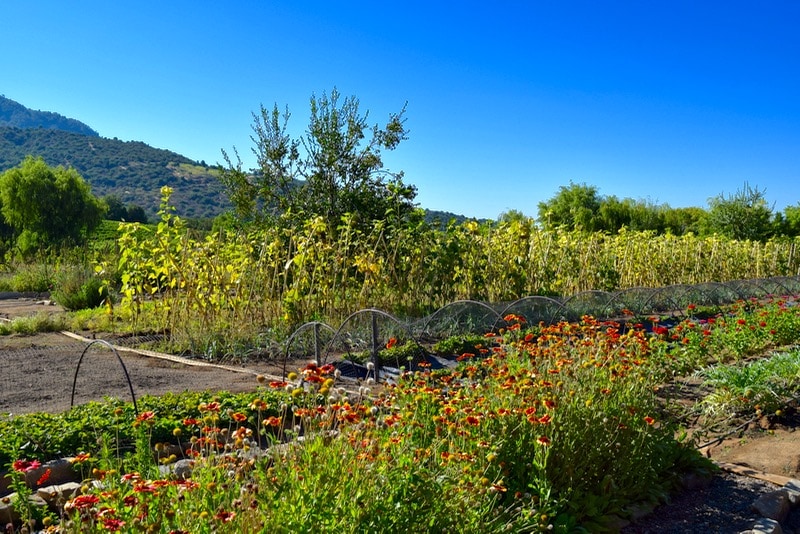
[386,337,397,349]
[465,415,480,426]
[644,416,655,425]
[232,412,247,423]
[134,411,155,425]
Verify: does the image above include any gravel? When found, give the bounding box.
[623,471,800,533]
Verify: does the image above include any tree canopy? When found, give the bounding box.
[0,156,105,251]
[220,88,417,231]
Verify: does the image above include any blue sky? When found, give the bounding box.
[2,1,799,220]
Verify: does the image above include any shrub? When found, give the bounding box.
[52,268,109,311]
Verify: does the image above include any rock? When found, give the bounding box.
[752,490,792,522]
[158,459,195,479]
[0,492,48,525]
[742,517,783,534]
[781,483,800,507]
[37,482,81,511]
[24,459,79,488]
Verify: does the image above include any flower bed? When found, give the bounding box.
[3,297,800,532]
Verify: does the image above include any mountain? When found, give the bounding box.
[0,95,99,137]
[0,96,477,224]
[0,97,228,219]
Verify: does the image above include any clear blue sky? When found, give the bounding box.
[2,1,799,220]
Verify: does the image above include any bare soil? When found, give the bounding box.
[0,297,284,414]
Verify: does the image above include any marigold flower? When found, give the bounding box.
[72,452,91,464]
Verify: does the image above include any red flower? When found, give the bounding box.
[12,459,41,473]
[536,436,551,446]
[386,337,397,349]
[644,416,655,426]
[135,411,155,424]
[232,412,247,423]
[103,518,125,531]
[66,494,100,511]
[465,415,480,426]
[37,468,51,486]
[215,510,236,523]
[269,381,287,389]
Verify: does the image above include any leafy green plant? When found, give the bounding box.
[52,267,109,311]
[698,350,800,418]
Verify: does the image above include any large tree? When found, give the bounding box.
[220,88,416,231]
[537,182,603,231]
[703,182,773,241]
[0,156,105,250]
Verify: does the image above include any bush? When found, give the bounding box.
[9,263,53,292]
[52,268,109,311]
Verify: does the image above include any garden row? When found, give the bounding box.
[3,296,800,532]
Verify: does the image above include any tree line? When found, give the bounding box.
[532,181,800,241]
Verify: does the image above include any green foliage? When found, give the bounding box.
[704,182,774,241]
[538,182,708,235]
[432,333,487,357]
[538,181,603,231]
[51,267,109,311]
[220,88,417,233]
[0,156,105,252]
[699,350,800,418]
[773,203,800,238]
[102,194,148,224]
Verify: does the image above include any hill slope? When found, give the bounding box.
[0,95,99,137]
[0,125,228,219]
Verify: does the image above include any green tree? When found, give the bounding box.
[102,194,149,223]
[704,182,773,241]
[773,204,800,237]
[220,88,416,231]
[537,182,603,231]
[0,156,105,251]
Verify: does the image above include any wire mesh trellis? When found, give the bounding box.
[276,276,800,382]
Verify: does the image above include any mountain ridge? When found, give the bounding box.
[0,95,99,137]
